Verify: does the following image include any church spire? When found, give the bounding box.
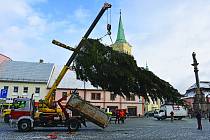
[111,10,132,55]
[115,10,127,43]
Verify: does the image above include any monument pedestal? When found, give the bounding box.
[193,93,207,114]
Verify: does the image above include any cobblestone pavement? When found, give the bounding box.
[0,117,210,140]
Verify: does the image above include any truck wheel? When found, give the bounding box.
[157,118,160,120]
[4,115,9,123]
[68,121,79,132]
[18,120,31,132]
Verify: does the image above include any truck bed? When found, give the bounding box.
[66,94,109,128]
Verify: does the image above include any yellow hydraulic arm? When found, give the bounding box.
[44,3,112,108]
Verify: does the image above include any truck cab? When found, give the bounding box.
[10,98,35,131]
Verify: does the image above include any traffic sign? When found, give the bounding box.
[0,89,8,98]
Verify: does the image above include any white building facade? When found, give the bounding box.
[0,61,54,104]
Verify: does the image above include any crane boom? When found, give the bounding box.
[45,3,112,108]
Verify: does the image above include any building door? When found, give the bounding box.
[127,107,137,116]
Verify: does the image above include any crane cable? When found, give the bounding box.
[108,8,113,44]
[97,8,113,44]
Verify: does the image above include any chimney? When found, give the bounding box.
[39,59,44,63]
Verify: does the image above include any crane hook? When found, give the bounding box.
[107,24,111,35]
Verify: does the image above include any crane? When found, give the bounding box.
[9,3,112,132]
[38,3,112,113]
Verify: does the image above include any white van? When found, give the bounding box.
[154,104,188,120]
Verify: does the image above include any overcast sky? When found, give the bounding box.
[1,0,210,94]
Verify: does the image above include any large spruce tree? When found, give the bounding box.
[74,39,182,103]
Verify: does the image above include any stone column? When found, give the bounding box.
[191,52,207,114]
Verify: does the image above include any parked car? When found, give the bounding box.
[144,111,154,117]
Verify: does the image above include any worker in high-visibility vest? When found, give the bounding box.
[119,110,126,124]
[106,111,112,122]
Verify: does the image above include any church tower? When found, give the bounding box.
[111,11,132,55]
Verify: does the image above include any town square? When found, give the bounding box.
[1,1,210,140]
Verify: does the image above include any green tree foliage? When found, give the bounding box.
[75,39,183,103]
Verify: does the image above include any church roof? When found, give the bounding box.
[115,11,127,44]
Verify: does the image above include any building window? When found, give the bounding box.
[12,86,18,96]
[71,90,79,96]
[131,94,135,101]
[126,96,129,101]
[23,87,28,93]
[91,93,101,100]
[110,93,116,101]
[35,87,40,96]
[139,96,142,103]
[22,87,28,96]
[13,86,18,93]
[126,94,135,101]
[4,86,9,90]
[62,92,67,100]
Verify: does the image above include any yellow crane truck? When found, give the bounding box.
[9,3,111,132]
